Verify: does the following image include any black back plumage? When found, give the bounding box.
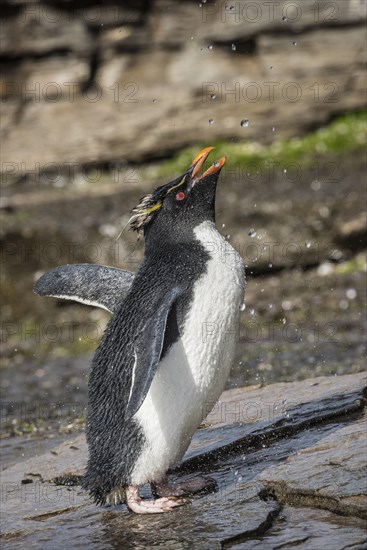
[83,239,210,502]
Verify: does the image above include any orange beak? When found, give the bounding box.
[190,147,226,180]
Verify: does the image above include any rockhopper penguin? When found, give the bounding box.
[34,147,245,514]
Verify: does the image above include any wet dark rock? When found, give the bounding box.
[0,372,365,547]
[336,212,367,252]
[234,506,367,550]
[1,150,365,392]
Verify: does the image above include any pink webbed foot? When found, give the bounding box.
[125,484,189,514]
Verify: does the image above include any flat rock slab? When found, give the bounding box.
[181,372,366,469]
[0,372,366,548]
[259,414,367,519]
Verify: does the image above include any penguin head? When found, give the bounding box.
[129,147,226,239]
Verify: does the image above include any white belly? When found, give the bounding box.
[131,221,245,484]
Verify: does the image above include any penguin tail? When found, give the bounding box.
[82,473,126,507]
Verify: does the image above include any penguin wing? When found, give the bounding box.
[33,264,135,313]
[126,286,183,419]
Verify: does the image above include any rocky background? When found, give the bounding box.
[1,0,366,412]
[1,0,366,172]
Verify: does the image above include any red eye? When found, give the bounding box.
[176,191,186,201]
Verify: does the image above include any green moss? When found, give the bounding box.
[2,412,86,438]
[58,414,86,435]
[2,209,31,223]
[334,253,367,275]
[146,111,367,180]
[1,316,101,358]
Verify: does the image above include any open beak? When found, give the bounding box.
[190,146,226,182]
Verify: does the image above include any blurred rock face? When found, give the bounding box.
[1,0,366,173]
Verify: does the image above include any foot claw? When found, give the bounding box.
[105,487,124,506]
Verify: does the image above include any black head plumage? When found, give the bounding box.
[128,147,226,234]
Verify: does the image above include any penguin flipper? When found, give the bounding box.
[33,264,135,313]
[126,286,184,419]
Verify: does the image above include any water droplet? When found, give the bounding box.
[248,228,257,237]
[282,16,287,21]
[208,44,213,50]
[213,160,220,167]
[208,118,214,124]
[319,206,329,218]
[317,262,333,276]
[269,65,274,70]
[231,43,236,51]
[240,303,246,311]
[152,98,157,103]
[240,119,249,128]
[249,308,255,316]
[293,41,297,46]
[222,223,226,228]
[283,169,287,174]
[305,241,311,249]
[190,36,194,40]
[346,288,357,300]
[211,94,216,100]
[271,126,276,132]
